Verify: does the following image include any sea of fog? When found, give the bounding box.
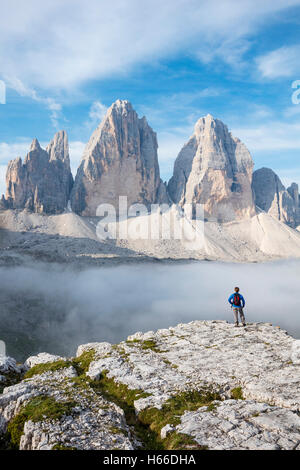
[0,260,299,361]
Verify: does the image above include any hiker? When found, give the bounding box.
[228,287,246,327]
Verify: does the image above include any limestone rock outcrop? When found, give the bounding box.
[71,100,168,216]
[168,114,255,222]
[252,168,300,228]
[1,321,300,450]
[4,131,73,214]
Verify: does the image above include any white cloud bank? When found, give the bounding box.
[1,260,300,360]
[1,0,300,92]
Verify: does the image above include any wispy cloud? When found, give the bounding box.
[88,101,107,122]
[1,0,299,92]
[84,100,108,132]
[0,141,32,165]
[233,120,300,151]
[256,45,300,79]
[4,76,63,128]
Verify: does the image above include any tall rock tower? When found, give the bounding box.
[168,114,255,222]
[71,100,168,216]
[4,131,73,214]
[252,167,300,228]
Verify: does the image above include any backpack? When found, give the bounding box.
[233,293,241,306]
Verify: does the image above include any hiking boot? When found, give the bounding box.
[242,323,246,327]
[234,322,239,327]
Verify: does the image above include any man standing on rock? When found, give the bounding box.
[228,287,246,327]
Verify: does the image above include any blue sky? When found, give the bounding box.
[1,0,300,196]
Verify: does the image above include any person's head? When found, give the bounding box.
[234,287,240,292]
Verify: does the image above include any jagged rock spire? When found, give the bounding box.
[46,130,70,164]
[4,131,73,214]
[168,114,255,222]
[30,138,41,151]
[71,99,168,215]
[252,168,300,228]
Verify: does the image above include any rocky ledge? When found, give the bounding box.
[0,321,300,450]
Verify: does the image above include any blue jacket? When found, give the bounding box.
[228,293,245,308]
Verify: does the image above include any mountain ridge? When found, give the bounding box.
[1,99,300,262]
[1,99,299,227]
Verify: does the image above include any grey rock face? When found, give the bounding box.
[0,365,133,450]
[0,356,21,376]
[4,131,73,214]
[0,356,23,391]
[177,400,300,450]
[0,195,7,210]
[252,168,300,227]
[168,114,256,222]
[71,100,168,216]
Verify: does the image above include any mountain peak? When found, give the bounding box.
[4,132,73,214]
[71,100,167,215]
[30,138,41,151]
[252,168,300,227]
[46,130,69,163]
[168,114,255,222]
[110,99,132,113]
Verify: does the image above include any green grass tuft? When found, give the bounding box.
[71,350,96,376]
[230,387,244,400]
[164,431,208,450]
[6,395,77,449]
[126,339,165,353]
[93,370,159,449]
[95,371,219,450]
[205,402,219,412]
[139,389,221,438]
[24,360,73,379]
[52,444,77,450]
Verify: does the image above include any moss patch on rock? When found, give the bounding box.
[163,431,208,450]
[139,388,221,450]
[6,395,77,449]
[94,370,151,411]
[92,370,159,449]
[0,370,22,393]
[230,387,244,400]
[126,339,166,353]
[24,360,73,379]
[71,350,96,376]
[52,444,78,450]
[95,371,219,450]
